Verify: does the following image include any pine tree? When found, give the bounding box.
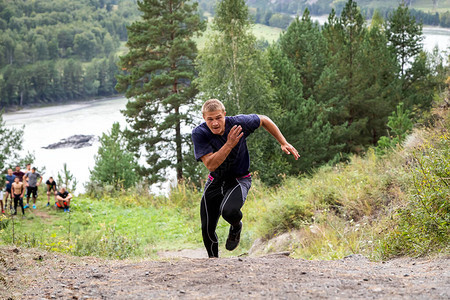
[196,0,274,115]
[89,122,139,190]
[386,3,435,113]
[0,111,25,173]
[279,8,328,100]
[386,2,423,77]
[267,46,336,175]
[196,0,281,184]
[321,0,368,153]
[116,0,205,184]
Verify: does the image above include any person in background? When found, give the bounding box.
[5,169,16,212]
[45,177,57,207]
[23,163,31,206]
[13,166,25,182]
[11,177,25,216]
[12,166,25,212]
[23,167,42,209]
[0,183,4,214]
[55,185,73,213]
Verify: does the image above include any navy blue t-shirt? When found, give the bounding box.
[5,175,16,189]
[192,114,260,179]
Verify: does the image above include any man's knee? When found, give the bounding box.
[222,208,242,224]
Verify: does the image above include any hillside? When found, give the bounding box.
[0,98,448,260]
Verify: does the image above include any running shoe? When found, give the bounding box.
[66,208,70,212]
[24,204,29,209]
[225,221,242,251]
[32,205,36,209]
[46,202,50,207]
[63,208,67,212]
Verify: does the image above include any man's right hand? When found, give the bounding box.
[226,125,243,148]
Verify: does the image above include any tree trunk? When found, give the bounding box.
[175,104,183,182]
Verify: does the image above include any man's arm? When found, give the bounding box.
[23,173,29,186]
[37,176,43,186]
[200,125,243,172]
[258,115,300,160]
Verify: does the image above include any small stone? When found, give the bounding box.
[363,278,369,281]
[301,272,307,275]
[238,258,243,262]
[145,272,149,276]
[404,274,409,277]
[179,290,186,294]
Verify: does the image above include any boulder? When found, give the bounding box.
[42,135,98,149]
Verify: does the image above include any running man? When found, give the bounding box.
[55,185,72,212]
[23,167,42,209]
[45,177,57,207]
[11,177,25,216]
[192,99,299,258]
[4,169,16,213]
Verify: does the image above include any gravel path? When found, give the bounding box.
[0,246,448,299]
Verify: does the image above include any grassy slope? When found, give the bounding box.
[194,18,282,50]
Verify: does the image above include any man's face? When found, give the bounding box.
[14,177,19,183]
[203,110,226,135]
[7,169,12,175]
[15,166,20,172]
[31,169,35,173]
[49,178,53,183]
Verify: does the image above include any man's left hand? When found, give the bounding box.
[281,143,300,160]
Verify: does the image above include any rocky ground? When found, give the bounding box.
[0,246,448,299]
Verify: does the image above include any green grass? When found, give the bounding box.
[194,20,283,50]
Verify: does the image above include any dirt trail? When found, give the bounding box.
[0,246,448,299]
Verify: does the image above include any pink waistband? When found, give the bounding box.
[208,173,251,181]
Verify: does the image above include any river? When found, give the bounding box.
[3,23,449,195]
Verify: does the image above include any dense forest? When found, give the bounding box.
[1,0,448,109]
[0,0,140,108]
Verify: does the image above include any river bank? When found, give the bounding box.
[1,94,124,114]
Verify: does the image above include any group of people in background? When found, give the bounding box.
[0,164,73,216]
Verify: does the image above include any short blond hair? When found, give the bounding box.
[202,99,225,115]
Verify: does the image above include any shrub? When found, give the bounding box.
[381,131,450,257]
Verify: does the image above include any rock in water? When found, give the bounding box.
[42,135,98,149]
